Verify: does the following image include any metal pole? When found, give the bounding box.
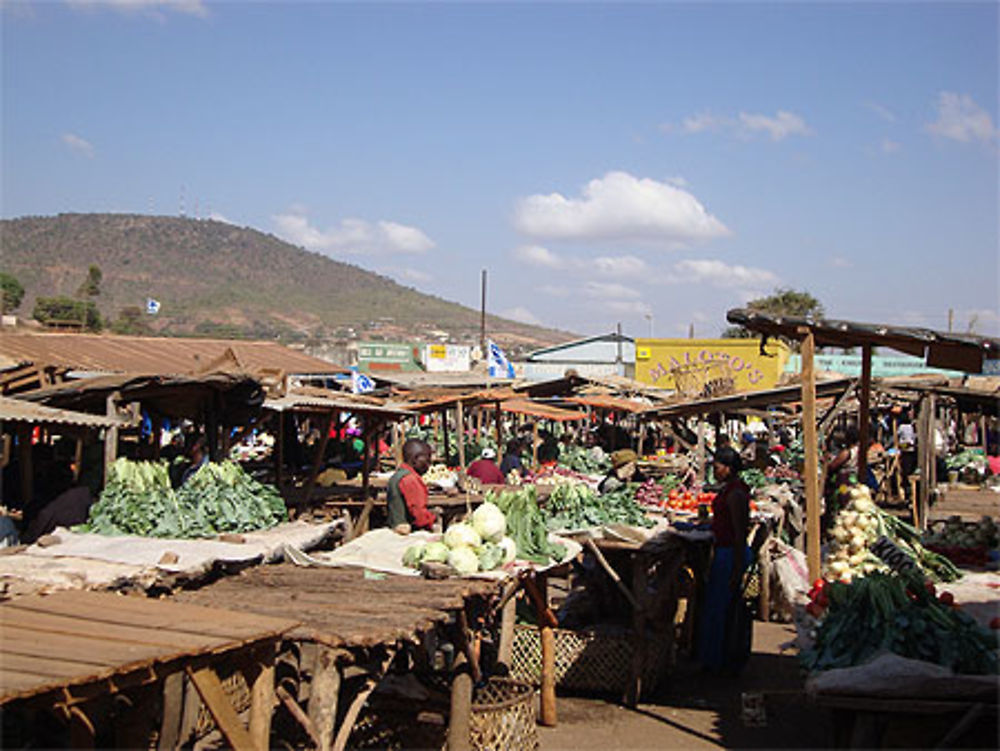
[480,269,487,357]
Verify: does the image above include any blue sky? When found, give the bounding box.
[3,1,998,338]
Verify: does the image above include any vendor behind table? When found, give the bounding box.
[386,438,439,534]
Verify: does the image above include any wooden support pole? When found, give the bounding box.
[17,424,33,509]
[917,395,932,531]
[625,552,648,708]
[276,411,286,491]
[72,434,84,483]
[103,391,120,482]
[331,651,394,751]
[158,671,185,751]
[308,646,341,751]
[442,407,451,465]
[276,685,321,749]
[456,399,467,471]
[354,417,376,538]
[186,665,259,751]
[498,583,517,667]
[448,653,473,751]
[532,421,539,470]
[248,647,276,751]
[801,332,822,582]
[858,344,873,485]
[696,414,706,483]
[494,402,503,455]
[539,624,557,725]
[303,411,335,506]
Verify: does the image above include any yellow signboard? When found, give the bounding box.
[634,338,791,392]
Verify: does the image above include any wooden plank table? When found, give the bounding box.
[1,590,298,750]
[173,564,505,751]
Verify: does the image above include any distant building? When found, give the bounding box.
[356,341,424,373]
[519,332,635,382]
[635,338,792,393]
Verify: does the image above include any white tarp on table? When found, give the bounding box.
[24,520,344,572]
[288,527,582,579]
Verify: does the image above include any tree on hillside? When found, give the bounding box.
[77,264,103,299]
[0,273,24,314]
[33,297,102,332]
[110,306,152,336]
[722,288,824,339]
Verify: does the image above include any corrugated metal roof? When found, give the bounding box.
[0,395,128,428]
[726,309,1000,374]
[265,392,414,417]
[525,332,634,361]
[0,332,345,377]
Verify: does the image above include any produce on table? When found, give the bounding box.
[543,482,652,531]
[945,448,987,472]
[488,486,567,565]
[824,486,959,583]
[739,468,768,489]
[401,514,517,574]
[764,465,800,482]
[922,516,997,567]
[634,479,664,509]
[558,444,610,475]
[471,500,507,543]
[83,458,288,538]
[800,572,998,675]
[423,464,458,487]
[443,521,481,550]
[664,487,716,512]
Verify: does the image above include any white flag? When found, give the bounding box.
[146,298,161,315]
[487,339,515,379]
[351,368,375,394]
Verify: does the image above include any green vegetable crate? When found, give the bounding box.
[509,624,668,698]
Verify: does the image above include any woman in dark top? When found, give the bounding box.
[697,446,752,674]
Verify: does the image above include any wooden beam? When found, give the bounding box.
[917,395,932,531]
[353,417,376,539]
[494,402,503,455]
[858,344,873,485]
[447,653,473,751]
[303,411,335,506]
[801,332,821,582]
[532,422,539,470]
[186,665,259,751]
[308,646,341,751]
[103,391,120,482]
[247,646,277,751]
[456,399,466,472]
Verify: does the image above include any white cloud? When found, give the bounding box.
[208,212,234,225]
[66,0,208,17]
[592,255,648,277]
[514,171,730,245]
[866,102,897,123]
[926,92,998,144]
[273,210,434,256]
[664,110,813,142]
[583,281,641,301]
[830,256,853,269]
[667,259,779,290]
[502,306,543,326]
[537,284,570,298]
[512,244,564,269]
[607,300,653,316]
[61,132,94,158]
[738,110,812,141]
[881,139,902,154]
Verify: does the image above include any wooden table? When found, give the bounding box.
[173,564,504,751]
[1,590,298,750]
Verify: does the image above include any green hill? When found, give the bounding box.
[0,213,571,352]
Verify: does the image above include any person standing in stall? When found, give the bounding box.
[698,446,752,674]
[386,439,438,533]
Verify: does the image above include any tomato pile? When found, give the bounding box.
[664,488,716,511]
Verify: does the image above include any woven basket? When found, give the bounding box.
[350,677,538,751]
[195,667,251,739]
[509,624,666,696]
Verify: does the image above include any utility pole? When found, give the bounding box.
[948,308,954,333]
[480,269,487,357]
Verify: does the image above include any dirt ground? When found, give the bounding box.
[538,621,830,750]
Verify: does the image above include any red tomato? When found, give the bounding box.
[938,591,955,606]
[924,581,936,597]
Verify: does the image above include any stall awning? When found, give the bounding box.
[0,395,129,429]
[639,378,855,419]
[726,309,1000,374]
[265,390,415,418]
[388,387,518,414]
[566,395,649,414]
[499,399,587,421]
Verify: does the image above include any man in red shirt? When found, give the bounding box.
[386,439,437,532]
[466,447,505,485]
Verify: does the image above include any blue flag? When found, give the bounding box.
[487,339,515,379]
[351,368,375,394]
[146,298,161,315]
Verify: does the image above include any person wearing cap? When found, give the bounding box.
[598,449,646,494]
[467,447,505,485]
[698,445,752,674]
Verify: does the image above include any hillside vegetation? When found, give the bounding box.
[0,214,570,351]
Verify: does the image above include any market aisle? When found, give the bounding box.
[538,621,833,750]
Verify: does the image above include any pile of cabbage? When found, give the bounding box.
[401,501,517,576]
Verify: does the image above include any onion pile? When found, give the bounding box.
[824,486,889,582]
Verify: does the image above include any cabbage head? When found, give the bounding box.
[448,545,480,575]
[477,542,504,571]
[402,542,426,568]
[471,501,506,543]
[498,536,517,565]
[444,521,481,550]
[422,541,450,563]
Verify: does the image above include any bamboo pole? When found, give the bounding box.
[801,332,821,582]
